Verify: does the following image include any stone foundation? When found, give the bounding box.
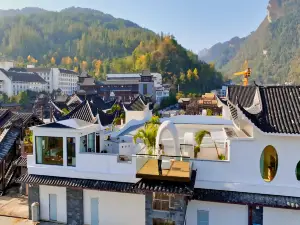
[28,184,40,220]
[145,192,187,225]
[66,188,84,225]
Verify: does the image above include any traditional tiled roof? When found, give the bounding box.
[14,156,27,167]
[125,96,146,111]
[0,69,47,83]
[227,85,256,107]
[16,170,196,195]
[238,86,300,134]
[0,127,20,161]
[1,112,36,129]
[17,173,136,193]
[89,96,116,113]
[8,68,28,72]
[193,188,300,210]
[134,170,196,196]
[98,109,117,127]
[60,100,96,123]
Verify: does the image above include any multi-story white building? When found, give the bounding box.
[17,84,300,225]
[26,68,79,95]
[0,69,47,97]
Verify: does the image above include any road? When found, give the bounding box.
[0,216,60,225]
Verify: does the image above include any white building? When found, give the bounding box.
[26,68,79,95]
[156,86,170,104]
[0,69,47,97]
[0,61,15,71]
[17,85,300,225]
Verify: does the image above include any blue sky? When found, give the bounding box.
[1,0,269,52]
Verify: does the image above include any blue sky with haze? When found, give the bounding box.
[0,0,269,52]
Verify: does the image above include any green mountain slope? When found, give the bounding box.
[220,0,300,84]
[0,7,156,62]
[198,36,247,69]
[0,7,223,94]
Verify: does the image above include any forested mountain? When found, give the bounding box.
[206,0,300,84]
[0,7,223,94]
[198,36,247,70]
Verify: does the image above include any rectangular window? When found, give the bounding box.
[197,210,209,225]
[88,133,95,152]
[143,84,147,95]
[96,133,100,153]
[152,193,175,211]
[36,136,63,166]
[67,137,76,167]
[80,135,87,152]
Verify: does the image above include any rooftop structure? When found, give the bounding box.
[14,85,300,225]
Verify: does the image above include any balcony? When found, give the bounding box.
[136,155,192,182]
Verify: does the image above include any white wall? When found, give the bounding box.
[28,125,139,182]
[83,190,145,225]
[125,109,152,124]
[0,70,12,97]
[39,185,67,223]
[193,128,300,197]
[186,200,247,225]
[263,207,300,225]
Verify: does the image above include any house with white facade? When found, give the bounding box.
[0,69,47,97]
[26,68,79,95]
[16,84,300,225]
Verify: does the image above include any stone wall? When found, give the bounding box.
[66,188,83,225]
[28,184,39,220]
[145,192,187,225]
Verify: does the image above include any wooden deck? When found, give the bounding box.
[136,159,191,182]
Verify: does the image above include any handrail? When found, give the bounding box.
[135,153,190,159]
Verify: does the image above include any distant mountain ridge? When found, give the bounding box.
[0,7,47,17]
[198,36,247,69]
[200,0,300,84]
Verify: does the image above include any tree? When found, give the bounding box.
[176,91,185,100]
[133,125,158,155]
[19,91,30,107]
[145,115,160,128]
[206,108,213,116]
[51,57,56,65]
[195,130,224,160]
[187,69,193,81]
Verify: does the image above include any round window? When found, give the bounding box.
[260,145,278,182]
[296,161,300,180]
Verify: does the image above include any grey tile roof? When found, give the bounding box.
[59,68,78,75]
[60,100,95,123]
[134,170,196,196]
[239,86,300,134]
[15,156,27,167]
[193,188,300,209]
[0,127,20,161]
[125,96,146,111]
[8,68,28,72]
[2,112,35,129]
[98,80,140,85]
[227,85,256,107]
[16,170,196,195]
[98,109,117,126]
[26,68,51,73]
[0,69,47,84]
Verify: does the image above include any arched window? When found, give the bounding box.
[296,161,300,180]
[260,145,278,182]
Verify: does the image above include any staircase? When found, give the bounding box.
[0,157,18,195]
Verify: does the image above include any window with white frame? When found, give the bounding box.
[197,210,209,225]
[80,133,96,153]
[152,193,175,211]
